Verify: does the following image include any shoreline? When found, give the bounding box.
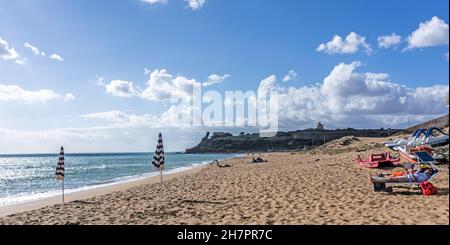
[0,164,208,218]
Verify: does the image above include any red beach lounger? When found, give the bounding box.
[355,152,401,168]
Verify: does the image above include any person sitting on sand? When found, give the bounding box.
[370,164,434,183]
[211,159,231,168]
[251,157,268,163]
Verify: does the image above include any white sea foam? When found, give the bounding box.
[0,154,238,207]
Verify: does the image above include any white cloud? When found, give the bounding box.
[259,62,448,130]
[81,109,191,129]
[141,69,201,101]
[105,80,139,98]
[24,43,46,56]
[81,111,153,124]
[0,124,204,154]
[377,33,402,48]
[15,58,27,65]
[320,62,447,115]
[203,74,230,87]
[98,64,448,131]
[82,111,130,123]
[0,37,20,63]
[50,53,64,62]
[282,70,298,82]
[103,69,201,101]
[0,38,18,60]
[407,16,449,49]
[64,93,76,101]
[93,75,106,86]
[141,0,167,4]
[258,75,278,95]
[317,32,373,55]
[185,0,207,10]
[140,0,206,10]
[0,83,75,104]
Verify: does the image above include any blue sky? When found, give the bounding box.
[0,0,449,153]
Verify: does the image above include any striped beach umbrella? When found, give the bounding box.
[152,133,165,171]
[55,146,65,203]
[55,146,65,180]
[152,133,165,189]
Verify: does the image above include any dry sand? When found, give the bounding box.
[0,137,448,225]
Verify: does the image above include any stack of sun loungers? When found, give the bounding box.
[356,126,448,195]
[369,151,440,194]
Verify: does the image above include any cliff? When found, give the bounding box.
[185,128,401,153]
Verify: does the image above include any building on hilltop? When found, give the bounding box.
[316,122,324,130]
[212,132,233,138]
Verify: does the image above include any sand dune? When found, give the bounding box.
[0,138,448,225]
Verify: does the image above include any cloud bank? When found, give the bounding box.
[0,83,75,104]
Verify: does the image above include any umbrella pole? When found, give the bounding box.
[160,169,164,191]
[62,179,65,204]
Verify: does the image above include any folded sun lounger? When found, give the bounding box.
[355,152,401,168]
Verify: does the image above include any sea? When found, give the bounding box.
[0,152,239,207]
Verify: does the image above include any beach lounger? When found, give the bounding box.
[383,127,448,149]
[423,127,449,147]
[383,129,427,149]
[396,145,434,163]
[370,151,440,195]
[355,152,401,168]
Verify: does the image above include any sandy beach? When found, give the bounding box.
[0,166,206,218]
[0,137,448,225]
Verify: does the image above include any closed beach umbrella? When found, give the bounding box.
[55,146,65,203]
[152,133,165,189]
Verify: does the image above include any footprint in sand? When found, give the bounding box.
[382,200,396,209]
